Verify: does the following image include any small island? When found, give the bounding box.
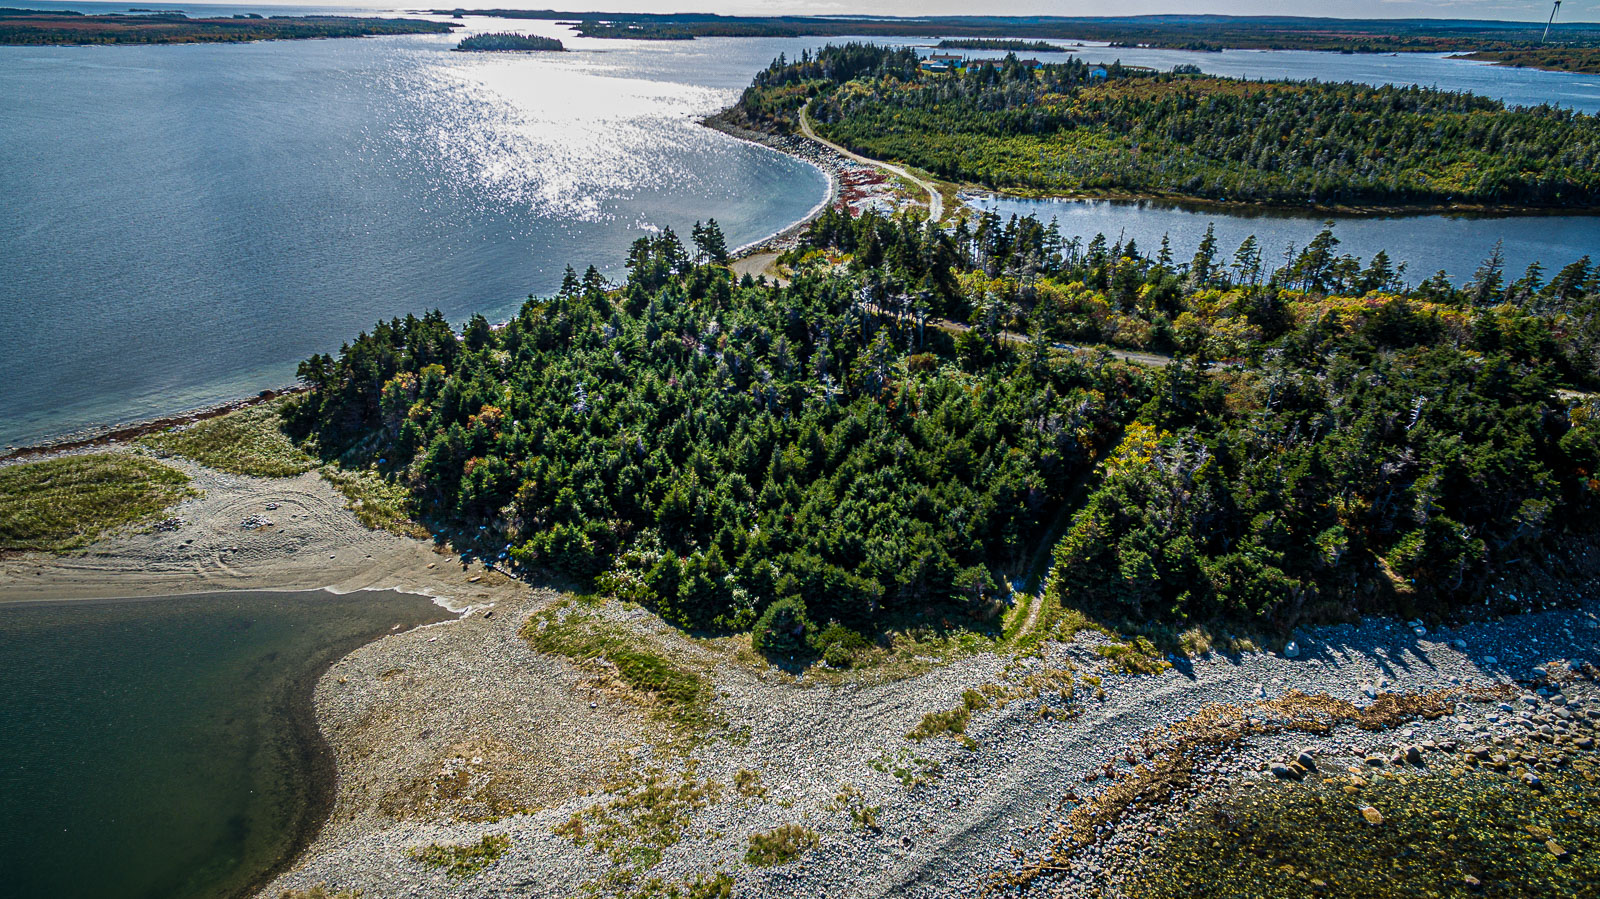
[454,32,564,52]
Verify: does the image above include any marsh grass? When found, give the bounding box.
[139,403,425,538]
[0,453,191,551]
[408,833,509,878]
[140,403,315,477]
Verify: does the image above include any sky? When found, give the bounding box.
[205,0,1598,22]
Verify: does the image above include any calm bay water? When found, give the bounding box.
[4,18,1600,447]
[0,24,831,448]
[966,196,1600,285]
[0,590,453,899]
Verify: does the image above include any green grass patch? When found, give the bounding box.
[1095,636,1173,675]
[408,833,509,878]
[907,706,975,748]
[870,747,942,789]
[522,605,713,731]
[744,824,818,867]
[0,453,191,552]
[139,403,316,477]
[828,783,881,831]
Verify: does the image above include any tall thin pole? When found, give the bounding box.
[1543,0,1562,43]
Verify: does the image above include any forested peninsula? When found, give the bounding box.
[0,8,454,45]
[728,46,1600,211]
[287,183,1600,663]
[1457,47,1600,75]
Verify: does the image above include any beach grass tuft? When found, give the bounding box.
[0,453,191,552]
[317,465,425,538]
[744,823,819,867]
[408,833,510,878]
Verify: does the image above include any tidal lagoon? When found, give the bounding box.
[0,589,454,899]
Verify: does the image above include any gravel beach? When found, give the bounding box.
[262,578,1600,898]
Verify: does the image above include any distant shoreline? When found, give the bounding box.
[0,11,456,47]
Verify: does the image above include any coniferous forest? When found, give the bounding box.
[289,204,1600,654]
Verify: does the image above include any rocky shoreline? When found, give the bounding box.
[703,110,930,258]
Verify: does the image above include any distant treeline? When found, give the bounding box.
[0,9,454,45]
[426,11,1600,53]
[731,44,1600,210]
[456,32,563,51]
[572,20,695,40]
[936,38,1065,52]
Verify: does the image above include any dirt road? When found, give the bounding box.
[800,103,943,222]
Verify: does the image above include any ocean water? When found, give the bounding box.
[3,17,1599,447]
[0,590,454,899]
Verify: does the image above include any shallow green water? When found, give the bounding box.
[0,590,453,899]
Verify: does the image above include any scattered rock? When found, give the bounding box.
[1546,840,1567,857]
[1360,806,1384,826]
[1270,762,1302,780]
